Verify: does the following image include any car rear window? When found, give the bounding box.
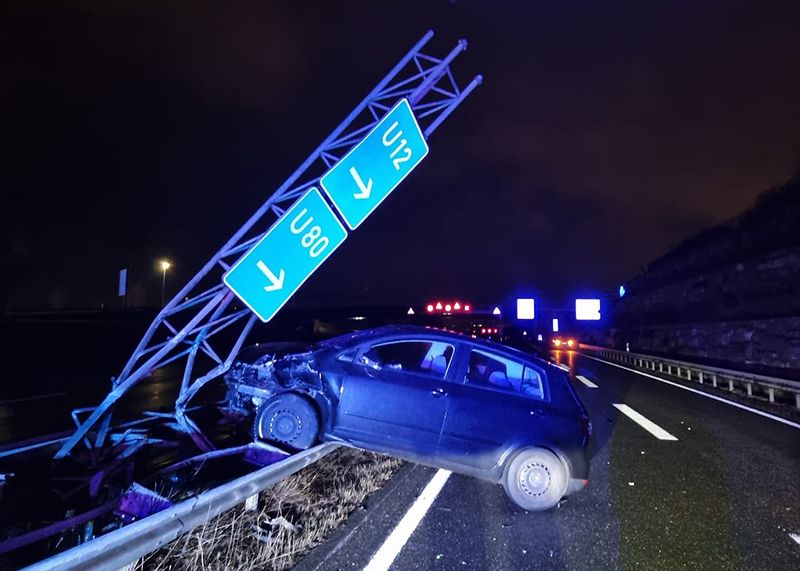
[465,349,545,400]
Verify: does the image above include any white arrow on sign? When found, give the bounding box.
[256,260,285,292]
[349,166,373,200]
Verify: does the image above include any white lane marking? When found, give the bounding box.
[581,354,800,430]
[613,404,679,441]
[576,375,598,389]
[791,532,800,546]
[364,469,451,571]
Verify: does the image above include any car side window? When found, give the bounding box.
[360,341,454,378]
[521,366,544,400]
[465,349,544,400]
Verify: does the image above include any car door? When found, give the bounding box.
[334,338,456,457]
[438,347,551,470]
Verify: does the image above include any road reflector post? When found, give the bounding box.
[768,387,775,403]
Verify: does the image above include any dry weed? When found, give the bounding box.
[139,448,403,570]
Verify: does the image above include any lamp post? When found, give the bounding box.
[159,259,172,307]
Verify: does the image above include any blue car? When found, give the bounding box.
[225,325,591,510]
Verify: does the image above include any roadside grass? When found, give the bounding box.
[140,447,403,570]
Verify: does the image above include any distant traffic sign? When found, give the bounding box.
[224,189,347,322]
[321,98,428,230]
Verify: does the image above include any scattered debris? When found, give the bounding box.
[252,516,299,544]
[144,448,403,570]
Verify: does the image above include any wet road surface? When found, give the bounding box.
[297,351,800,570]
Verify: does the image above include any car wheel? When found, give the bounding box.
[502,447,569,511]
[255,393,319,451]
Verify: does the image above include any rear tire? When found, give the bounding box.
[255,393,319,451]
[502,447,569,511]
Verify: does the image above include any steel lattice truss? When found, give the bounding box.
[56,30,482,459]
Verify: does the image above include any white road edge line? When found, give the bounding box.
[582,354,800,430]
[364,469,452,571]
[791,532,800,546]
[576,375,598,389]
[613,403,679,441]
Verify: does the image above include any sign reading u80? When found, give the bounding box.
[321,98,428,230]
[223,189,347,322]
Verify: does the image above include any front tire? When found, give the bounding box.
[255,393,319,451]
[502,447,569,511]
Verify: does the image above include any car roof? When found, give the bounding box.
[323,324,552,368]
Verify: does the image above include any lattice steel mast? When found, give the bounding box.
[56,30,482,459]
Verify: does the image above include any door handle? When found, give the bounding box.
[530,408,547,417]
[431,388,447,398]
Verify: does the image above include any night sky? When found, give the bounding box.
[3,1,799,311]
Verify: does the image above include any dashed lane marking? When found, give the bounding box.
[576,375,598,389]
[581,354,800,430]
[363,469,451,571]
[613,403,679,441]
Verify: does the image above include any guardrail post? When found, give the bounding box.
[796,393,800,411]
[768,387,775,403]
[712,374,718,388]
[729,379,734,392]
[659,363,663,372]
[746,383,752,397]
[687,369,692,380]
[668,364,672,374]
[698,371,704,384]
[677,366,681,376]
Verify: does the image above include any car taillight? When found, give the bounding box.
[579,414,592,438]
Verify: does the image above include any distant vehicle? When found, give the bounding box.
[225,325,591,511]
[552,336,577,350]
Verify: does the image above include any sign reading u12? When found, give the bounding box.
[223,188,347,322]
[320,98,428,230]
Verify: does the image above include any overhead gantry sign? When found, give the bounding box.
[225,98,429,322]
[55,30,481,459]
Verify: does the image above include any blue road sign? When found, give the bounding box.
[224,188,347,322]
[321,98,429,230]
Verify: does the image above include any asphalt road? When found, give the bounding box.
[296,351,800,571]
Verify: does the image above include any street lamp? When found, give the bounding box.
[159,259,172,307]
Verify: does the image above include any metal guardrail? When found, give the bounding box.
[580,344,800,411]
[26,442,340,571]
